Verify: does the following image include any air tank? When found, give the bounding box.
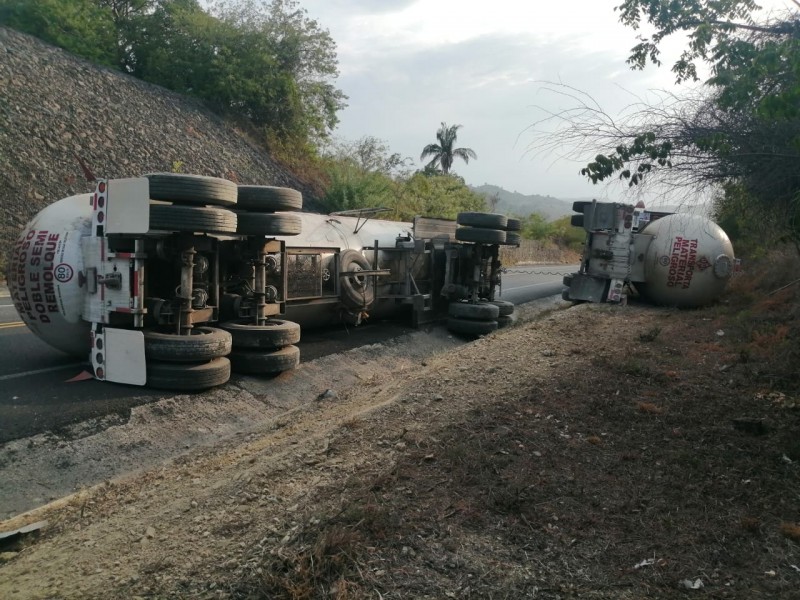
[637,213,735,308]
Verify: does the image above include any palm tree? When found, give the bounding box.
[420,122,477,175]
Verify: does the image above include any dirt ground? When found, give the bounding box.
[0,261,799,599]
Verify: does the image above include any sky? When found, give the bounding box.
[299,0,795,204]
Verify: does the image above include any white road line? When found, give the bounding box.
[0,363,85,382]
[0,305,20,309]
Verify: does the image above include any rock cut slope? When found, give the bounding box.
[0,27,319,266]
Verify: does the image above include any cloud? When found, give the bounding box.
[302,0,743,200]
[313,0,418,13]
[332,31,661,197]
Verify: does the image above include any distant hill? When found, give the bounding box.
[470,184,585,221]
[471,184,691,220]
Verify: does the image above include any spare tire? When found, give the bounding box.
[339,250,375,309]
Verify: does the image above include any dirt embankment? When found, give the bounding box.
[0,27,320,267]
[0,277,798,599]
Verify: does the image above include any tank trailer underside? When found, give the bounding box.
[8,174,520,390]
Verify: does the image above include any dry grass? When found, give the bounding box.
[225,265,800,598]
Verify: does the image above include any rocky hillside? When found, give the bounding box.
[0,27,321,267]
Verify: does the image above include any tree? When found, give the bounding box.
[210,0,346,141]
[529,1,800,248]
[319,137,483,219]
[325,136,412,177]
[391,173,485,221]
[420,122,477,175]
[320,136,408,213]
[615,0,775,83]
[122,0,223,93]
[1,0,346,148]
[0,0,118,66]
[322,161,396,213]
[521,213,552,241]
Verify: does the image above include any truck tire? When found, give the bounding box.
[455,227,506,245]
[505,218,522,231]
[144,327,232,362]
[235,211,302,236]
[339,250,375,309]
[149,204,237,234]
[488,299,515,316]
[447,317,498,337]
[448,301,500,320]
[145,173,238,207]
[220,319,301,350]
[146,357,231,391]
[572,200,590,213]
[236,186,303,212]
[497,313,517,328]
[456,212,508,230]
[504,232,521,246]
[229,345,300,374]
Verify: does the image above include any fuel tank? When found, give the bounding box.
[7,194,93,356]
[637,213,735,307]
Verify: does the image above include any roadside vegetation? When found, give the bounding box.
[530,0,800,258]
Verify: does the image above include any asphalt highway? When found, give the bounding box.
[0,265,572,443]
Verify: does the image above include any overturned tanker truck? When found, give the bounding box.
[7,174,520,390]
[562,200,736,307]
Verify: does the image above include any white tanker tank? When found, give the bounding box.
[635,213,735,307]
[8,193,93,356]
[7,174,518,390]
[563,201,735,307]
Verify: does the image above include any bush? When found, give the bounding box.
[0,0,117,66]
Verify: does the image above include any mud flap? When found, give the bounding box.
[91,326,146,386]
[106,177,150,234]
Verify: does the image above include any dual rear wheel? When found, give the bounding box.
[143,326,232,391]
[454,212,521,246]
[140,175,304,388]
[220,319,301,375]
[446,299,516,337]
